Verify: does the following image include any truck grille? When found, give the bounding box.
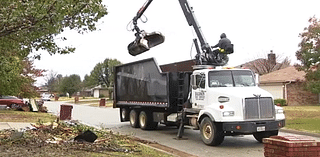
[244,97,275,120]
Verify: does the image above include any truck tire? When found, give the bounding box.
[200,117,224,146]
[253,130,278,143]
[139,111,158,130]
[129,109,140,128]
[120,108,129,121]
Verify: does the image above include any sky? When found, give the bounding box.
[34,0,320,86]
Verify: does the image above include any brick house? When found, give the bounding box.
[259,66,319,106]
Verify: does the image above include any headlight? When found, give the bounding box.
[223,111,234,117]
[276,109,284,114]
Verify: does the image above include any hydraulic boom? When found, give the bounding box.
[127,0,230,66]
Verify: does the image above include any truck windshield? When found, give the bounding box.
[208,70,255,87]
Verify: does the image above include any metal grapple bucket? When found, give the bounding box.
[128,32,165,56]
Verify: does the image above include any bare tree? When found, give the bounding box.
[44,70,58,93]
[240,52,291,75]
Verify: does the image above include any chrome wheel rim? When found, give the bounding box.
[121,109,126,120]
[203,123,212,139]
[140,114,146,127]
[130,112,136,124]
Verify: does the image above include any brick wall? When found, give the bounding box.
[287,82,319,106]
[263,136,320,157]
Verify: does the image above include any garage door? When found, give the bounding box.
[94,90,100,98]
[260,85,283,99]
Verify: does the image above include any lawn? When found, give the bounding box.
[59,97,113,107]
[0,110,57,123]
[56,96,100,101]
[283,106,320,134]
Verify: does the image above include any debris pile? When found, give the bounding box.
[0,121,142,156]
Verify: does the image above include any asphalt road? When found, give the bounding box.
[44,101,320,157]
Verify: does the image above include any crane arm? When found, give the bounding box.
[127,0,229,66]
[178,0,210,52]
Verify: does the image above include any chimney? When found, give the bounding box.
[268,50,276,65]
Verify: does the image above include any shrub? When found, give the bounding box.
[58,93,66,97]
[274,99,287,106]
[99,94,105,98]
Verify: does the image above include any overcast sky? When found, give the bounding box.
[34,0,320,86]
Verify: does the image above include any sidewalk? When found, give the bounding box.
[280,128,320,138]
[0,122,33,131]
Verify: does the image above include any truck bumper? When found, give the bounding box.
[222,119,285,134]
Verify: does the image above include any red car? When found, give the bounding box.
[0,96,26,109]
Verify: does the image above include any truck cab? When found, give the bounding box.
[190,67,285,145]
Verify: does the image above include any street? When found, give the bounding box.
[44,101,319,157]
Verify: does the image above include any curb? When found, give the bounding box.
[76,121,196,157]
[280,128,320,138]
[139,142,198,157]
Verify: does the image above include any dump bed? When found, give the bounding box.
[113,58,195,111]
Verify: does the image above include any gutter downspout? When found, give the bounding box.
[284,81,292,101]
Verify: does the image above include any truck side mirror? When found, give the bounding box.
[255,73,260,86]
[191,75,197,89]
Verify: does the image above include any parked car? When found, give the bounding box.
[0,96,26,109]
[41,94,52,101]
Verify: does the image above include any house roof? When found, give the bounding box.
[235,58,266,68]
[260,66,306,83]
[91,85,112,90]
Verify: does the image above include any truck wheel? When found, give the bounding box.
[139,111,158,130]
[200,117,224,146]
[253,130,278,143]
[129,109,140,128]
[120,108,129,121]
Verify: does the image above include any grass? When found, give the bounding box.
[60,97,113,107]
[283,105,320,134]
[0,110,57,123]
[56,96,100,101]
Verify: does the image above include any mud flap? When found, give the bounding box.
[128,32,165,56]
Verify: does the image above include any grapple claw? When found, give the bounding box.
[128,31,165,56]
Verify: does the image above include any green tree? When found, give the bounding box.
[86,58,122,87]
[0,54,22,96]
[83,74,94,88]
[59,74,82,97]
[296,17,320,94]
[0,0,107,96]
[0,56,45,97]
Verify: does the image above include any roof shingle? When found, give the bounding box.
[260,66,305,83]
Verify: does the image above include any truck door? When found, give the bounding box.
[191,73,207,109]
